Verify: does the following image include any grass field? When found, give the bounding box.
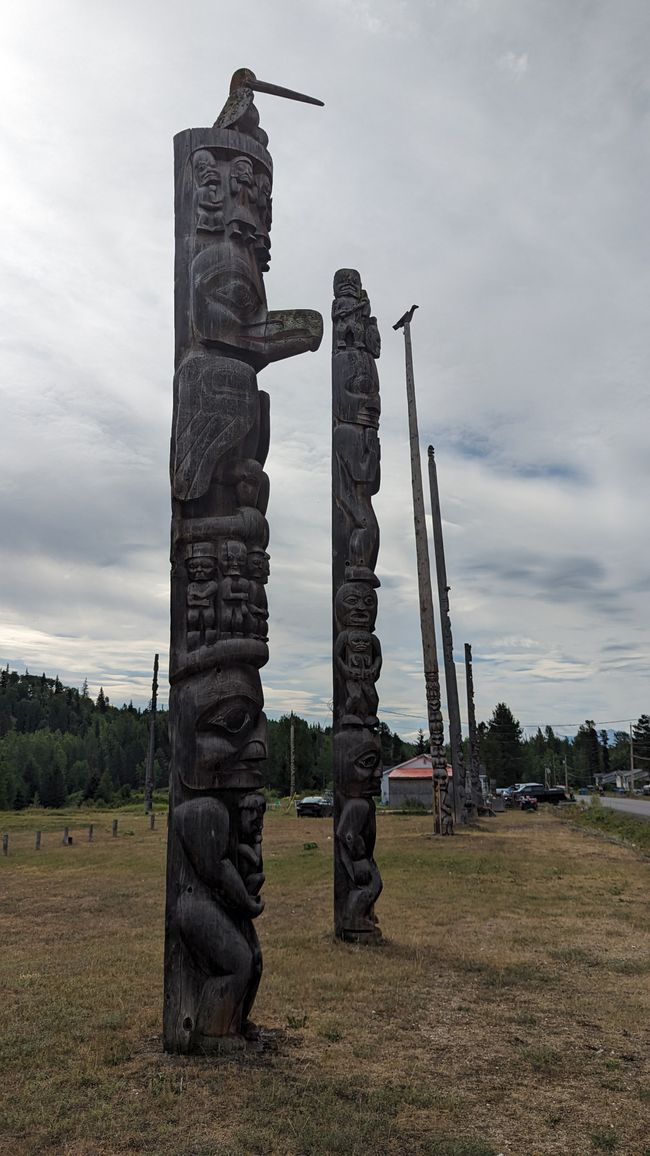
[1,807,649,1156]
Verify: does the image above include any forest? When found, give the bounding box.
[1,669,648,809]
[0,669,414,809]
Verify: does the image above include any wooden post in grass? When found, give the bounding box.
[331,269,383,942]
[2,833,8,856]
[163,71,324,1053]
[112,819,118,838]
[144,652,159,814]
[150,813,156,831]
[88,823,94,842]
[393,307,451,836]
[35,831,41,851]
[62,827,70,846]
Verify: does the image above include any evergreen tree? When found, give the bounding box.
[632,714,650,774]
[483,703,524,786]
[415,729,427,755]
[573,720,600,786]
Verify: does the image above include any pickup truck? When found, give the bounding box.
[512,785,570,806]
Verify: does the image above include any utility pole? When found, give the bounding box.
[394,306,451,835]
[144,652,159,814]
[463,644,484,809]
[630,722,634,794]
[427,446,467,822]
[564,755,569,794]
[289,711,296,801]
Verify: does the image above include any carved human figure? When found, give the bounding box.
[333,725,382,941]
[334,627,382,726]
[173,796,264,1047]
[218,540,250,637]
[193,149,225,233]
[336,797,382,934]
[237,791,266,1038]
[185,545,219,650]
[228,156,258,242]
[246,547,270,640]
[332,269,370,351]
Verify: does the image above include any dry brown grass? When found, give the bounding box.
[0,808,648,1155]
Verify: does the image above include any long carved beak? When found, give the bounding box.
[249,78,324,107]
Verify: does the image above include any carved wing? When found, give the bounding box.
[172,354,258,502]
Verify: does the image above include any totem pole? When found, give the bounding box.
[332,269,383,943]
[427,446,468,823]
[164,70,323,1054]
[464,644,484,810]
[394,307,453,835]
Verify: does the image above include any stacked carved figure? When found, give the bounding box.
[331,270,384,944]
[164,86,322,1054]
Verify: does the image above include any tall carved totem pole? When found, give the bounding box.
[164,70,323,1053]
[332,270,383,943]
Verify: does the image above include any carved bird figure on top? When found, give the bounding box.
[215,68,324,145]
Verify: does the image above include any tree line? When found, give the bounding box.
[0,669,415,809]
[475,702,650,788]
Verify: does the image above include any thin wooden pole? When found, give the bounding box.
[427,445,467,823]
[35,831,41,851]
[394,307,452,835]
[144,653,159,814]
[2,833,8,856]
[289,711,296,800]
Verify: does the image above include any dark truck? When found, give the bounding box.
[513,785,570,806]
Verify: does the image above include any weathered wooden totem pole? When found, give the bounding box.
[332,270,383,943]
[164,70,323,1053]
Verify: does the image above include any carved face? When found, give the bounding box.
[239,792,266,841]
[231,156,254,188]
[175,666,267,790]
[334,269,361,299]
[186,556,217,582]
[348,630,371,654]
[335,583,377,632]
[220,539,247,575]
[194,149,221,188]
[247,549,270,581]
[334,727,382,797]
[227,458,263,507]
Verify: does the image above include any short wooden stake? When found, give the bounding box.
[62,827,70,846]
[35,831,41,851]
[149,813,155,831]
[2,833,8,856]
[112,819,118,838]
[88,823,94,842]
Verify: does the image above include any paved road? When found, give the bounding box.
[599,795,650,820]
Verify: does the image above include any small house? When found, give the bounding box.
[386,753,453,808]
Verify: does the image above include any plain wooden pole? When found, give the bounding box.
[35,830,41,851]
[112,819,118,838]
[2,833,8,856]
[464,644,484,809]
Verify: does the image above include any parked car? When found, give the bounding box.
[296,796,333,818]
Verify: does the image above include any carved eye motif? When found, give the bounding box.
[356,750,380,772]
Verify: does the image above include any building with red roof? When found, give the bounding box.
[382,753,453,808]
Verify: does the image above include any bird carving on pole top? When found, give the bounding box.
[215,68,324,143]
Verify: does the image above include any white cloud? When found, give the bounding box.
[0,0,648,744]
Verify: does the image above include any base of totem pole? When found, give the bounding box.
[340,928,384,946]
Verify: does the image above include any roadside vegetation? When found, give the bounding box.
[561,800,650,854]
[1,809,648,1155]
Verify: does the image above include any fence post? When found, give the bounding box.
[35,831,41,851]
[63,827,70,846]
[112,819,118,838]
[88,823,94,843]
[2,833,8,856]
[149,813,155,831]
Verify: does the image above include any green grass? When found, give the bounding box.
[0,809,648,1155]
[562,801,650,852]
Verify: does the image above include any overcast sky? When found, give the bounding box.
[1,0,648,742]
